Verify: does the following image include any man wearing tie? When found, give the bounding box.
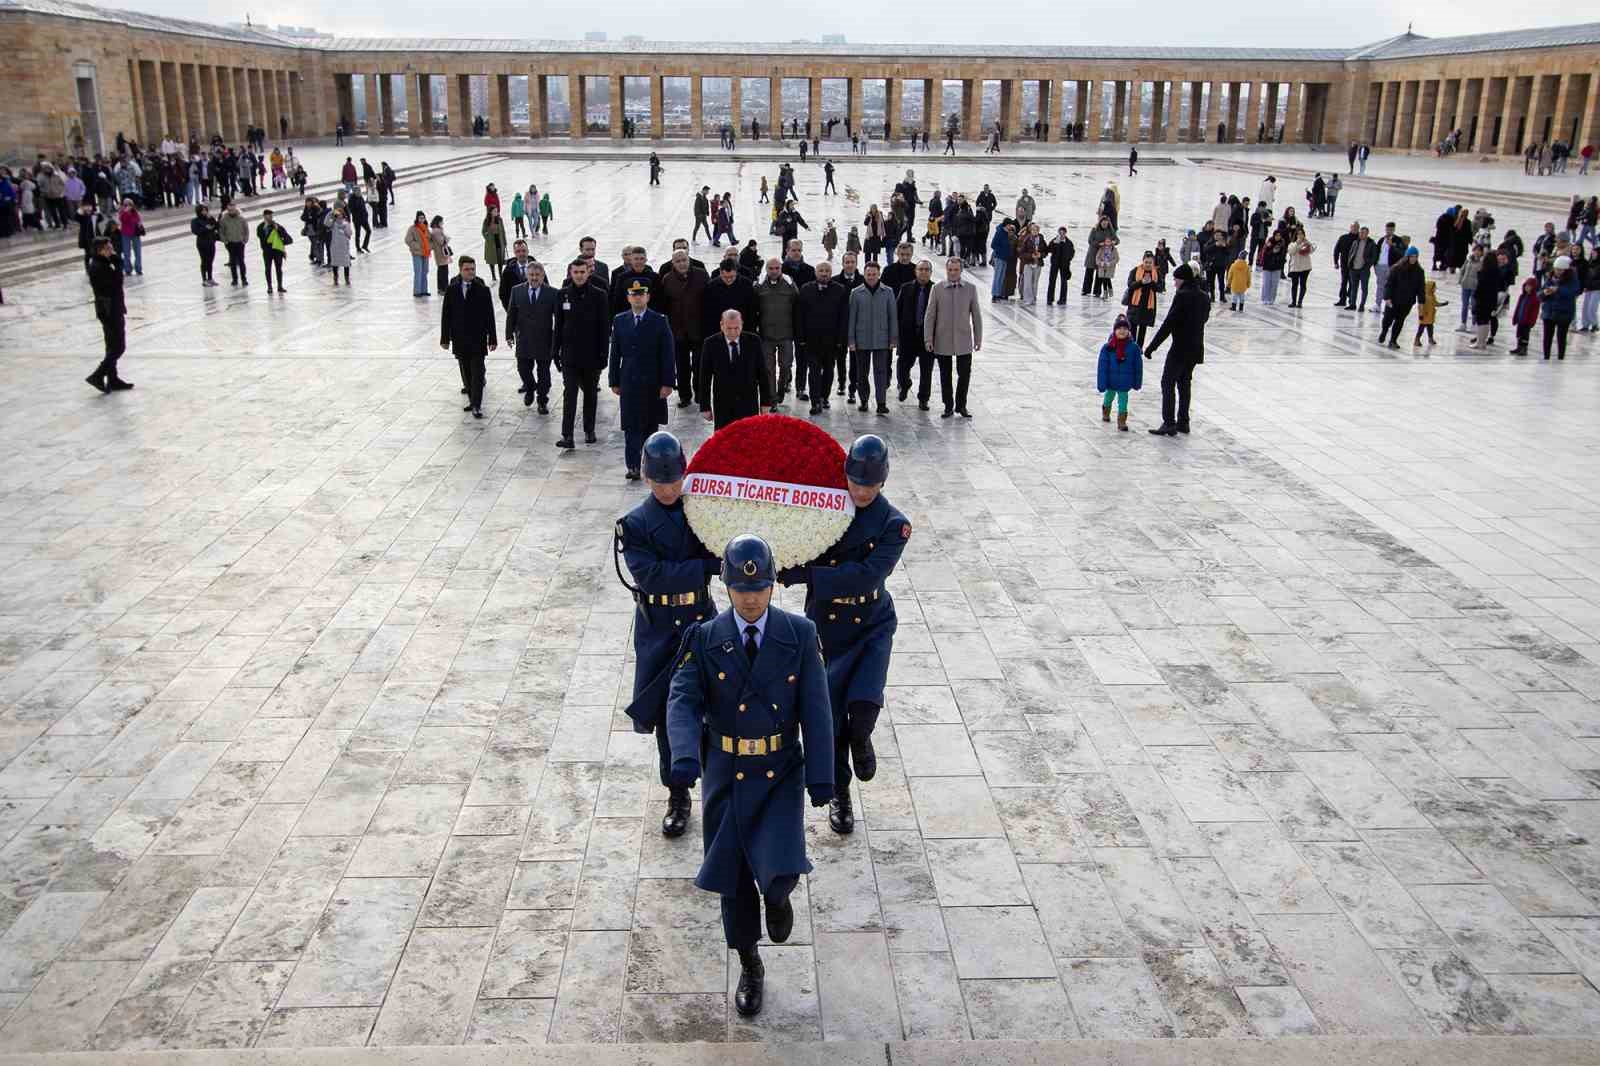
[498,237,534,310]
[440,255,498,419]
[505,260,560,412]
[608,280,677,480]
[697,310,773,430]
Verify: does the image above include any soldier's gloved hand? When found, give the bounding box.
[778,566,808,586]
[807,783,834,807]
[670,759,700,789]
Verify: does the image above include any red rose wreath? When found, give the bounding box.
[684,414,855,568]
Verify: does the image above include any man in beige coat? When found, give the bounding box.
[922,256,983,417]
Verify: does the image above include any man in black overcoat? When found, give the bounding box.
[440,255,498,418]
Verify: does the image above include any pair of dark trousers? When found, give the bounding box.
[517,354,553,403]
[96,311,125,377]
[895,346,921,396]
[1160,356,1193,427]
[1379,302,1413,343]
[561,366,601,438]
[226,242,247,283]
[458,354,486,410]
[809,344,840,399]
[261,251,284,289]
[354,219,371,252]
[833,700,881,792]
[723,861,798,950]
[437,263,449,295]
[853,349,889,407]
[922,352,971,409]
[198,245,216,282]
[1046,262,1070,302]
[673,336,698,404]
[625,428,646,471]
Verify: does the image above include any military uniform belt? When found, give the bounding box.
[644,589,707,606]
[708,728,798,756]
[829,588,882,606]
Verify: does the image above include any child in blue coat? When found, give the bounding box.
[1097,313,1143,431]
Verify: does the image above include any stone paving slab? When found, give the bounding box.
[0,148,1598,1052]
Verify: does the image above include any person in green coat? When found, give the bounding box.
[482,206,507,280]
[538,192,553,236]
[510,192,526,239]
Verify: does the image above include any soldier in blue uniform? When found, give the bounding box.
[779,434,908,834]
[664,534,834,1017]
[617,432,720,837]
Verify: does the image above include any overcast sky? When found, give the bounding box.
[111,0,1585,47]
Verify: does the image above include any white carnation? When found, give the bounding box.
[687,496,852,570]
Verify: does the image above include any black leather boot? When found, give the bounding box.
[661,786,690,838]
[829,792,855,834]
[849,733,877,782]
[735,946,764,1016]
[765,893,794,944]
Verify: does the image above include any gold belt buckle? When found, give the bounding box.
[737,737,765,756]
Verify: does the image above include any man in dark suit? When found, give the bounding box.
[1143,262,1211,437]
[894,260,934,407]
[498,238,535,309]
[506,259,560,412]
[657,237,707,278]
[608,245,661,316]
[440,255,498,418]
[85,237,131,392]
[698,309,773,429]
[553,259,612,449]
[796,260,848,414]
[700,259,759,342]
[608,280,677,479]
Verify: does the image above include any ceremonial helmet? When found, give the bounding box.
[641,431,687,482]
[721,534,776,591]
[845,434,890,487]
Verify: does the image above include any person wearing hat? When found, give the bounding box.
[1098,313,1143,430]
[1377,246,1426,349]
[1538,254,1581,359]
[608,279,676,478]
[664,533,835,1017]
[1143,262,1211,436]
[619,433,719,837]
[780,435,909,834]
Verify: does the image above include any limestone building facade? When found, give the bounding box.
[3,0,1598,161]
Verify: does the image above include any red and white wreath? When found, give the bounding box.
[684,415,854,569]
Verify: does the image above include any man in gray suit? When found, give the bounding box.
[923,256,983,418]
[506,260,561,412]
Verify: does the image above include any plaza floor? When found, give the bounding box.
[0,142,1599,1054]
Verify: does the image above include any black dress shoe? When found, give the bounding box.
[850,734,877,782]
[625,468,641,480]
[859,402,869,412]
[1149,423,1177,436]
[584,433,598,444]
[735,947,764,1017]
[473,409,483,419]
[957,408,971,418]
[876,404,889,415]
[524,394,534,407]
[918,401,929,411]
[85,372,108,393]
[829,793,855,834]
[941,407,953,418]
[1175,423,1190,434]
[517,385,526,393]
[107,379,134,391]
[661,786,690,838]
[797,391,809,401]
[897,385,909,402]
[765,894,794,943]
[463,405,474,412]
[556,438,575,449]
[538,401,549,414]
[809,404,821,415]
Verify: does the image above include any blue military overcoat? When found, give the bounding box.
[607,307,676,433]
[803,494,909,714]
[617,496,717,727]
[666,607,834,897]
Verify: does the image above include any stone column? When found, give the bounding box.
[1371,81,1392,145]
[649,75,663,139]
[609,74,624,139]
[1087,80,1103,142]
[489,74,509,137]
[729,76,742,134]
[769,75,782,140]
[1333,78,1366,145]
[198,65,220,141]
[529,72,547,138]
[1579,75,1600,149]
[571,75,586,138]
[177,63,198,139]
[1409,79,1436,149]
[1185,81,1200,141]
[1241,81,1260,143]
[212,66,234,142]
[1111,81,1126,141]
[1046,79,1062,142]
[806,77,820,139]
[922,77,936,137]
[1000,79,1020,141]
[1554,73,1587,145]
[365,73,382,138]
[229,67,248,135]
[1149,80,1165,142]
[405,73,422,138]
[380,75,396,135]
[848,76,864,138]
[1202,80,1219,140]
[1531,73,1561,145]
[264,69,282,143]
[1498,75,1524,154]
[690,76,703,140]
[961,78,980,141]
[886,78,902,140]
[1282,82,1301,144]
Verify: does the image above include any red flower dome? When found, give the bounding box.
[686,414,847,489]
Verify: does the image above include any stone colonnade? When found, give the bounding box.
[322,66,1347,145]
[124,57,304,144]
[1353,64,1600,156]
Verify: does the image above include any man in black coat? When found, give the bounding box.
[499,239,535,309]
[701,259,760,340]
[781,241,816,290]
[553,259,612,447]
[440,255,499,418]
[1144,263,1210,437]
[505,260,561,411]
[85,237,131,392]
[698,309,773,429]
[1332,223,1359,308]
[608,245,662,316]
[1046,227,1075,305]
[693,186,712,243]
[657,237,707,278]
[796,260,849,415]
[894,260,934,406]
[1377,246,1426,349]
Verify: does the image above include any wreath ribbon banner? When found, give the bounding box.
[685,473,856,518]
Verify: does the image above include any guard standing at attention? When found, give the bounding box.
[780,434,907,834]
[664,534,834,1017]
[618,432,719,837]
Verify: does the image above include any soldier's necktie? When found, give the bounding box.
[744,625,759,663]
